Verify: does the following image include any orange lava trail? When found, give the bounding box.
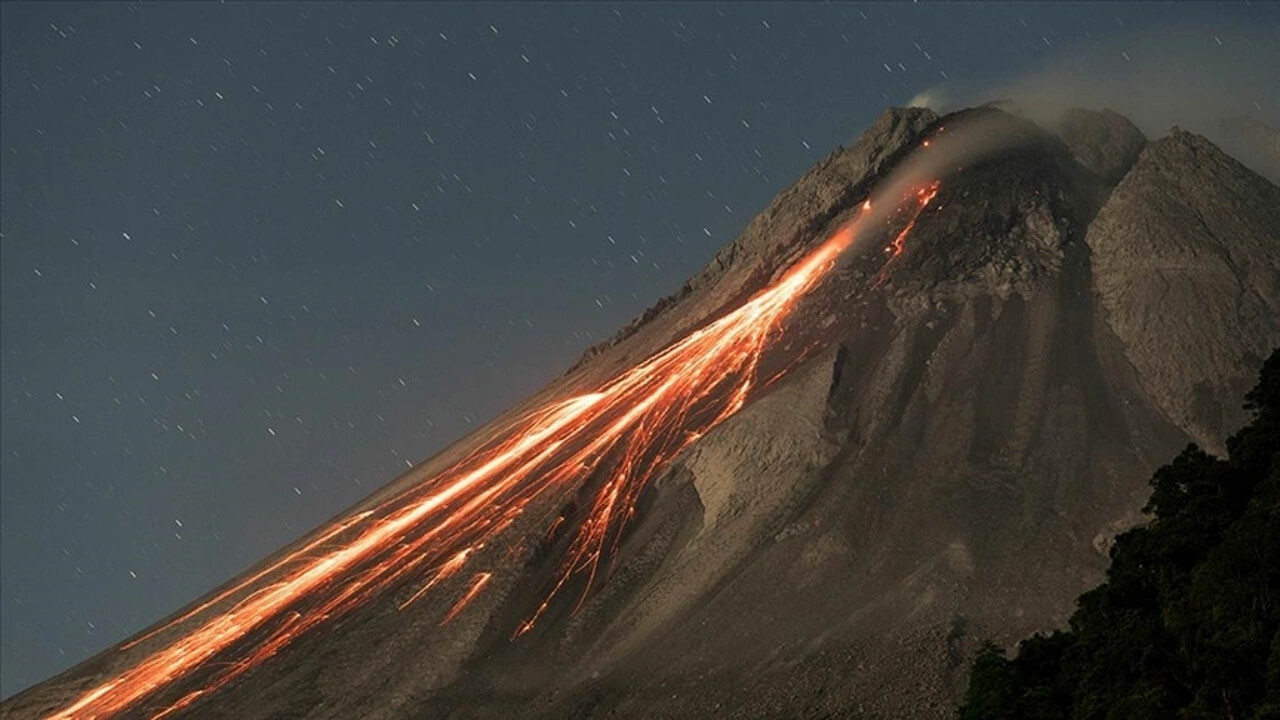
[441,573,493,625]
[882,182,940,270]
[48,181,940,720]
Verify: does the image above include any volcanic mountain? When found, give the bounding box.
[4,105,1278,720]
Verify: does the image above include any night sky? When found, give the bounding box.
[2,1,1275,698]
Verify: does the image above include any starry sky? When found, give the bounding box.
[2,1,1275,699]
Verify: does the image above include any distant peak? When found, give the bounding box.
[1055,108,1146,184]
[1145,126,1256,173]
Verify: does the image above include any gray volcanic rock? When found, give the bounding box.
[1086,129,1280,454]
[5,108,1277,720]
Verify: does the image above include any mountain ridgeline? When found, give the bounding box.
[3,105,1278,720]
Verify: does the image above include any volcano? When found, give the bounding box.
[4,105,1278,720]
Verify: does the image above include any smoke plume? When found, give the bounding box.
[909,24,1280,180]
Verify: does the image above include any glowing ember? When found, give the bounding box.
[48,180,940,720]
[441,573,493,625]
[882,183,940,265]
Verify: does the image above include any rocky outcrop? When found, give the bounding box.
[1087,129,1280,453]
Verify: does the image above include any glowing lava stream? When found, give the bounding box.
[49,181,940,720]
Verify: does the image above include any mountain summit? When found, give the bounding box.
[5,106,1278,720]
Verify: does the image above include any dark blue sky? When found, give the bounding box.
[2,1,1274,698]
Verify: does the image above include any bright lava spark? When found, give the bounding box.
[49,180,940,720]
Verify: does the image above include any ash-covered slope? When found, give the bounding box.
[4,107,1277,720]
[409,109,1280,719]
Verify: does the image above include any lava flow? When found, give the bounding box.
[48,180,940,720]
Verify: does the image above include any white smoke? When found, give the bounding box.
[909,24,1280,180]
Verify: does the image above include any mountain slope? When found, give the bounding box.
[1087,129,1280,455]
[960,348,1280,719]
[4,106,1277,720]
